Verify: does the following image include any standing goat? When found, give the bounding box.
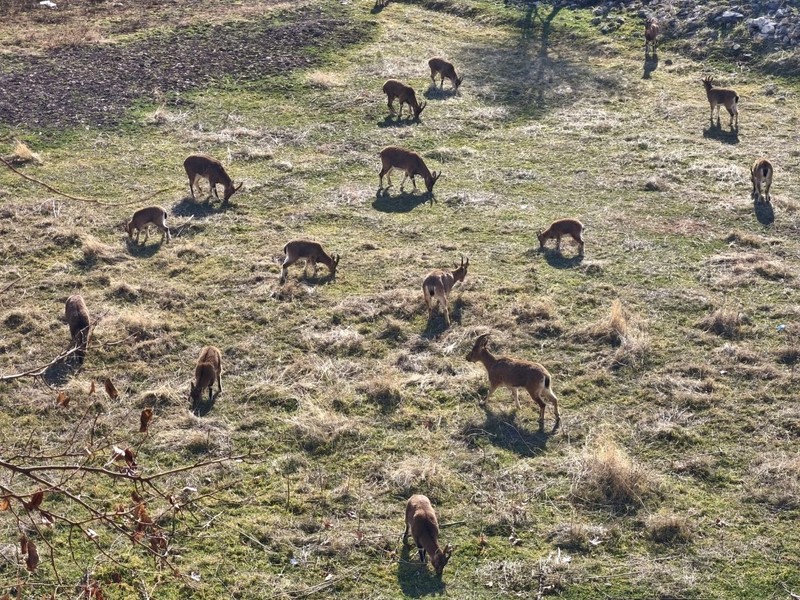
[383,79,426,120]
[378,146,440,196]
[751,158,773,203]
[64,294,90,365]
[126,206,171,245]
[190,345,222,408]
[280,239,340,284]
[422,257,469,326]
[184,154,242,204]
[404,495,453,577]
[537,218,585,255]
[644,18,660,53]
[466,334,561,427]
[428,58,463,90]
[702,76,739,127]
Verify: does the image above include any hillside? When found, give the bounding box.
[1,0,799,598]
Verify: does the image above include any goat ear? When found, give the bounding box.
[235,182,243,192]
[444,544,453,557]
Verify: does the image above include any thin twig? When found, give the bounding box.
[0,274,27,296]
[0,345,81,382]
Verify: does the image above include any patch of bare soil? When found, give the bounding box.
[0,9,371,129]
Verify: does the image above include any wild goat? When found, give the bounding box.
[126,206,170,245]
[466,333,561,427]
[404,495,453,577]
[64,294,90,365]
[382,79,426,120]
[422,257,469,326]
[280,239,340,284]
[378,146,440,196]
[184,154,242,204]
[751,158,773,203]
[537,218,585,255]
[702,76,739,127]
[428,58,463,90]
[190,345,222,407]
[644,18,660,53]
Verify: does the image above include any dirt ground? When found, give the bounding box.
[0,4,370,129]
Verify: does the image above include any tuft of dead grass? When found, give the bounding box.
[696,307,747,339]
[748,454,800,509]
[646,514,693,545]
[305,71,342,88]
[548,521,610,552]
[2,140,42,166]
[571,433,659,511]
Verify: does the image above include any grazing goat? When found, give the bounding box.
[190,345,222,407]
[645,18,660,53]
[64,294,90,365]
[184,154,242,204]
[404,495,453,577]
[378,146,440,196]
[702,76,739,127]
[537,218,584,255]
[126,206,171,245]
[422,257,469,326]
[751,158,773,203]
[466,333,561,427]
[280,239,340,284]
[428,58,463,90]
[383,79,427,120]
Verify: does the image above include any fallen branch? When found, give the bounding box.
[0,273,27,296]
[0,345,82,382]
[0,155,173,207]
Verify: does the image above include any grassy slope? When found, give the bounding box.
[1,1,799,598]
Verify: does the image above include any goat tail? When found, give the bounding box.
[735,94,740,104]
[544,374,551,389]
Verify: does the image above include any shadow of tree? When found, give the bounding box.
[642,50,658,79]
[372,189,431,213]
[397,541,446,598]
[462,404,555,457]
[754,200,774,226]
[459,3,620,119]
[702,120,739,144]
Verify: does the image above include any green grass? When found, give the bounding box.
[1,0,800,598]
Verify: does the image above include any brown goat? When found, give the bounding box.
[428,58,463,90]
[378,146,440,196]
[751,158,773,203]
[126,206,170,245]
[702,76,739,127]
[403,495,453,577]
[184,154,242,204]
[422,257,469,326]
[537,218,584,255]
[645,18,660,53]
[190,345,222,407]
[466,334,560,427]
[383,79,426,120]
[64,294,90,365]
[280,239,340,284]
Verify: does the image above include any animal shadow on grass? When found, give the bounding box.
[42,354,80,387]
[172,196,225,219]
[125,238,163,258]
[422,297,465,338]
[397,541,446,598]
[377,114,419,128]
[423,85,458,100]
[703,120,739,144]
[754,199,774,226]
[539,248,584,269]
[466,403,554,457]
[642,51,658,79]
[373,189,431,213]
[191,391,218,417]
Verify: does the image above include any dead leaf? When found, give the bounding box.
[139,408,153,433]
[20,535,28,556]
[0,497,9,511]
[104,378,118,400]
[124,448,136,467]
[23,490,44,511]
[89,380,96,396]
[131,490,143,504]
[56,391,70,407]
[25,540,39,571]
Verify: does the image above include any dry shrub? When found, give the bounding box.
[696,307,746,338]
[572,433,658,511]
[548,522,610,552]
[646,515,693,545]
[748,454,800,509]
[2,140,42,166]
[579,299,628,346]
